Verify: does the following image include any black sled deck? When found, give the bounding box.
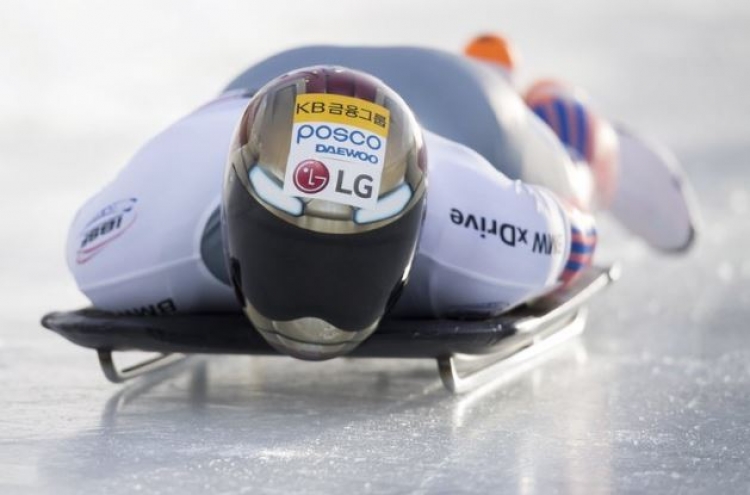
[42,265,618,393]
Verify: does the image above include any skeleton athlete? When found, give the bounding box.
[66,40,697,359]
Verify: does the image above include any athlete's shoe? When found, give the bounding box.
[525,80,697,252]
[464,33,519,78]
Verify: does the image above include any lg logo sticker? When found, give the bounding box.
[293,160,329,194]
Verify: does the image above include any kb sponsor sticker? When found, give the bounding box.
[283,93,390,210]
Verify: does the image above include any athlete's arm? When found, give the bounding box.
[393,131,596,318]
[66,94,250,314]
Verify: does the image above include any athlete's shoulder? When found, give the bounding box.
[422,130,513,186]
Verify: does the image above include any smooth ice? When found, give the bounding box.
[1,0,750,493]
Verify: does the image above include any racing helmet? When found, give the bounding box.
[222,66,427,360]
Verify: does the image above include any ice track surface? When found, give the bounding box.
[2,0,750,493]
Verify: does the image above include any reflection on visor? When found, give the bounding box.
[355,183,413,224]
[248,166,304,216]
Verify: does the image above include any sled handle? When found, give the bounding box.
[97,349,187,383]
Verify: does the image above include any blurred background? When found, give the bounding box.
[1,1,749,493]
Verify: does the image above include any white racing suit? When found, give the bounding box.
[66,46,598,318]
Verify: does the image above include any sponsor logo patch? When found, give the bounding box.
[115,298,177,316]
[449,207,564,255]
[292,159,330,194]
[76,198,137,264]
[283,93,390,209]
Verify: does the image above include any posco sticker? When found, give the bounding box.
[283,94,390,210]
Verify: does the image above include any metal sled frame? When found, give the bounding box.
[437,306,588,393]
[43,265,618,393]
[97,350,188,383]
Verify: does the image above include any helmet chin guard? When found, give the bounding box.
[222,66,427,360]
